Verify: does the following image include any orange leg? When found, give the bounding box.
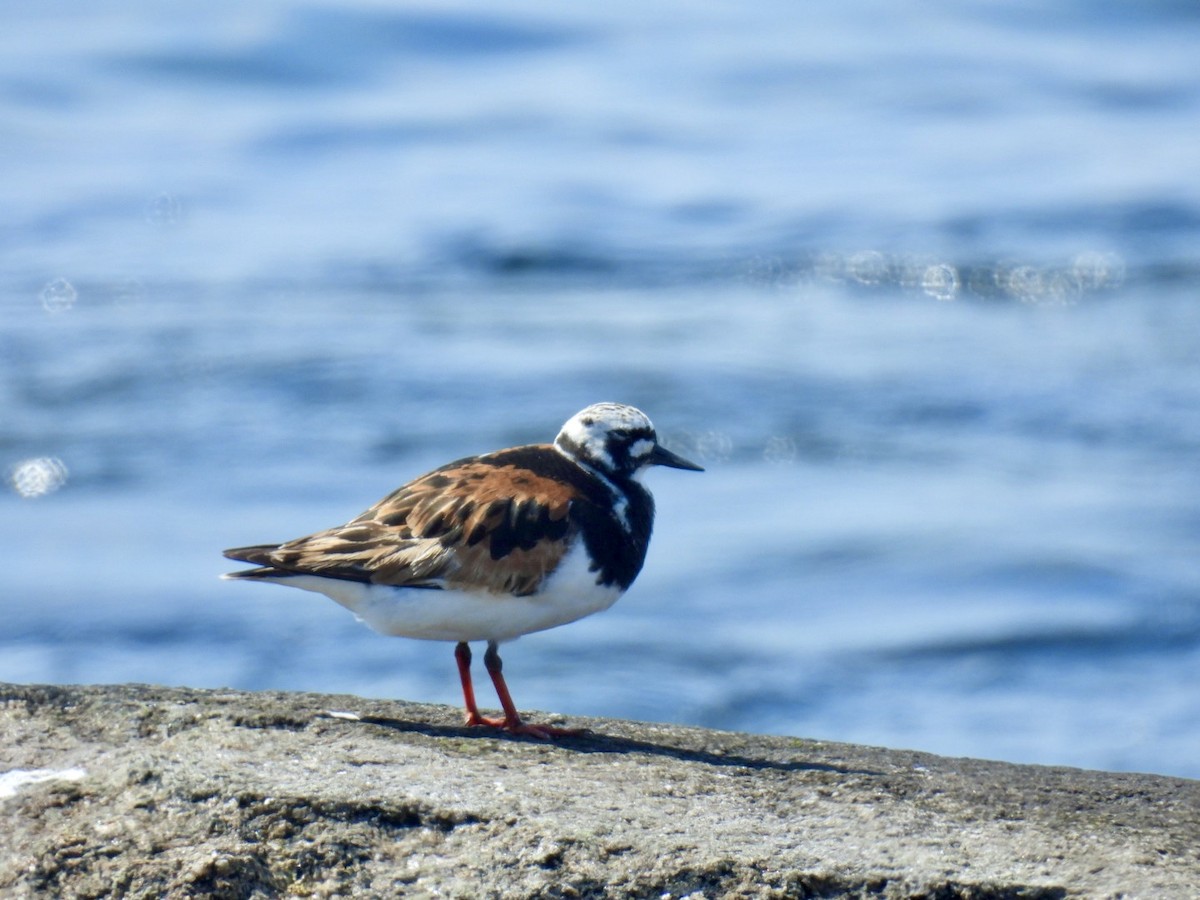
[482,641,582,740]
[455,641,504,729]
[454,641,581,739]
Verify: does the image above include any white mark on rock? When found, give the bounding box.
[0,767,87,799]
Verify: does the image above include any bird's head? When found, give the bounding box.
[555,403,704,480]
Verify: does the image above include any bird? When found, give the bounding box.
[222,402,703,739]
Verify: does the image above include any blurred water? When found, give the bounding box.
[3,1,1200,778]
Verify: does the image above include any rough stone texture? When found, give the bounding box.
[1,682,1196,899]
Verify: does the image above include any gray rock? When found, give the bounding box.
[1,682,1196,898]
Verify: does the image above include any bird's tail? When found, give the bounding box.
[222,544,286,580]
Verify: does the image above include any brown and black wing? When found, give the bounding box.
[223,445,580,596]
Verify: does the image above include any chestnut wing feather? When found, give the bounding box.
[238,453,578,596]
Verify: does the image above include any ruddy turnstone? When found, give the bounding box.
[223,402,702,739]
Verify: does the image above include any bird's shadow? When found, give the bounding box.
[321,711,880,776]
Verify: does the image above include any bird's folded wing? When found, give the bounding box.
[232,458,579,596]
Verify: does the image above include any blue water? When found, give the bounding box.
[3,2,1200,778]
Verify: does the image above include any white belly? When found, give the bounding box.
[259,541,624,643]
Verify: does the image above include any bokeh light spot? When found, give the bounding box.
[144,192,184,226]
[40,278,77,314]
[921,263,960,301]
[10,457,69,498]
[847,250,888,285]
[763,435,797,464]
[1072,251,1125,291]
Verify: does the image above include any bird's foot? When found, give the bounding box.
[506,720,587,740]
[463,711,585,740]
[463,711,506,729]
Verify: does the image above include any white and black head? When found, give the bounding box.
[555,403,704,479]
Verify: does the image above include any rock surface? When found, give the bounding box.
[1,682,1197,899]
